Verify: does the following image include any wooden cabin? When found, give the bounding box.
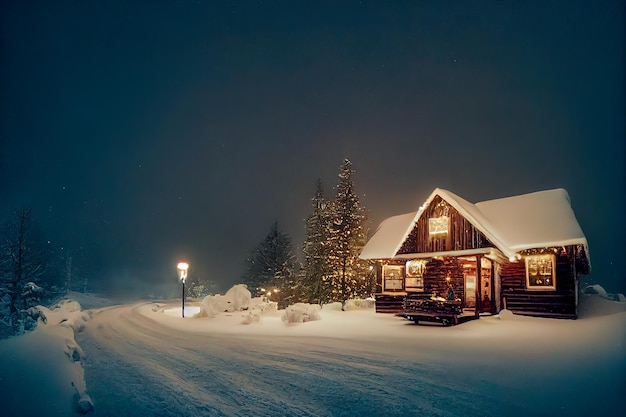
[360,188,590,319]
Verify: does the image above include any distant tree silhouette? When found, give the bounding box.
[241,221,297,308]
[0,208,50,335]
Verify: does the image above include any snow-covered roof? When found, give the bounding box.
[360,188,590,265]
[358,211,420,259]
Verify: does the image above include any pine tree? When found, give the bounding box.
[241,221,297,308]
[327,159,370,309]
[0,208,49,335]
[301,179,332,304]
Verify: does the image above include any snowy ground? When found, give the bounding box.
[1,291,625,417]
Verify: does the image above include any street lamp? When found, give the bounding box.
[177,261,189,318]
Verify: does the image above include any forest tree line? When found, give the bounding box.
[0,158,372,337]
[0,207,82,337]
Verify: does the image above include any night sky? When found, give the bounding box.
[2,1,624,296]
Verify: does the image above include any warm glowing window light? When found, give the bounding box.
[428,216,449,235]
[525,254,556,290]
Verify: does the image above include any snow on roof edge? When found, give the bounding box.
[414,188,519,259]
[362,187,590,267]
[359,211,420,259]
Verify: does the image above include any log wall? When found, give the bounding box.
[500,248,577,319]
[398,195,493,255]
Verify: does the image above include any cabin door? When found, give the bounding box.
[462,256,494,313]
[461,259,477,308]
[464,274,476,308]
[479,257,494,313]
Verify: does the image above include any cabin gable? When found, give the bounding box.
[397,195,494,255]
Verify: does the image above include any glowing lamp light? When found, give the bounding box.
[177,261,190,318]
[177,262,189,283]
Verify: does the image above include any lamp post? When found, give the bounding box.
[177,262,189,318]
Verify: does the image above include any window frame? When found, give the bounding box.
[382,265,405,292]
[525,254,556,291]
[405,259,426,292]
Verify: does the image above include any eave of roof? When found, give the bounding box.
[360,187,590,267]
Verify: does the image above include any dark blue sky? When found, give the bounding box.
[1,1,624,295]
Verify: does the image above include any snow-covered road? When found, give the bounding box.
[76,301,626,417]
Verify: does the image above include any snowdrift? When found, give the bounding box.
[0,297,95,415]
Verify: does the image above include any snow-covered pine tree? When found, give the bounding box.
[0,208,49,335]
[241,221,297,308]
[301,179,332,305]
[327,159,370,309]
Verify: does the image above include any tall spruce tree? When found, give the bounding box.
[327,159,370,309]
[241,221,297,307]
[301,179,332,304]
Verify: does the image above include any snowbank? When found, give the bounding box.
[579,285,626,317]
[0,298,94,415]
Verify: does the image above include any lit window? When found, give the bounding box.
[525,254,556,290]
[405,260,426,291]
[383,265,404,291]
[429,216,449,236]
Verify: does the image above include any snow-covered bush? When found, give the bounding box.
[22,282,45,307]
[199,295,233,318]
[198,284,252,318]
[225,284,251,310]
[241,311,263,325]
[22,307,47,331]
[281,303,321,324]
[249,298,278,314]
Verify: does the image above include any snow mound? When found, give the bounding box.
[249,298,278,314]
[282,303,321,324]
[225,284,252,310]
[0,296,94,416]
[579,287,626,318]
[37,300,94,333]
[582,284,609,298]
[343,298,376,310]
[497,309,517,320]
[198,284,252,318]
[323,302,344,311]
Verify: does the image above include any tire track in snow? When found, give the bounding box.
[78,303,504,417]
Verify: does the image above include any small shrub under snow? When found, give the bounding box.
[249,300,278,314]
[241,311,262,325]
[281,303,321,324]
